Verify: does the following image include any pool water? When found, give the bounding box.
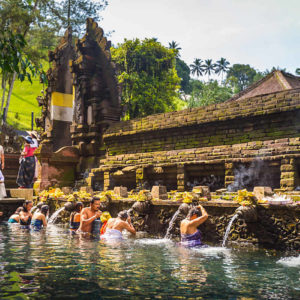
[0,224,299,299]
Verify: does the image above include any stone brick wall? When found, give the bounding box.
[89,89,300,191]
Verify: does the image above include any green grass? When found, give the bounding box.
[1,76,44,130]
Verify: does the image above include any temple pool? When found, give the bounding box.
[0,224,299,299]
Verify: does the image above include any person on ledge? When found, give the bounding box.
[19,200,33,228]
[8,207,24,223]
[70,202,83,231]
[16,136,36,188]
[31,205,49,230]
[101,210,136,240]
[0,143,7,199]
[77,198,102,234]
[180,205,208,248]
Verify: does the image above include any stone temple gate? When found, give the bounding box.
[34,19,300,194]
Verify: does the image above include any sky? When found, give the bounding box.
[100,0,300,74]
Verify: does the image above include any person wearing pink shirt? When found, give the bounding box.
[16,136,36,188]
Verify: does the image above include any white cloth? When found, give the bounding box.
[101,229,123,240]
[30,139,38,148]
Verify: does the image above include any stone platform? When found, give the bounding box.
[8,189,33,201]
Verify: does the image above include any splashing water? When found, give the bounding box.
[31,205,37,214]
[222,214,239,247]
[165,209,181,239]
[277,256,300,267]
[48,207,65,224]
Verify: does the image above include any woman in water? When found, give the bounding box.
[69,202,83,231]
[31,205,49,230]
[180,205,208,247]
[19,200,33,228]
[8,207,24,223]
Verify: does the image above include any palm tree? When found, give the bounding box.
[203,59,216,81]
[215,57,230,82]
[168,41,181,57]
[190,58,204,77]
[296,68,300,76]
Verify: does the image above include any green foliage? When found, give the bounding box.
[111,38,181,119]
[190,58,204,77]
[187,80,233,108]
[175,58,191,93]
[0,29,37,82]
[296,68,300,76]
[226,64,258,92]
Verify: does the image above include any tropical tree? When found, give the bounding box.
[295,68,300,75]
[190,58,204,78]
[203,59,216,81]
[111,38,180,119]
[187,80,232,108]
[168,40,181,58]
[226,64,258,92]
[215,57,230,82]
[175,58,191,93]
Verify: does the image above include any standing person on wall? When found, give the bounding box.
[0,143,7,199]
[16,136,36,188]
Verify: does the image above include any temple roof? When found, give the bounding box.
[227,70,300,102]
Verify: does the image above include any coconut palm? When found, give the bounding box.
[296,68,300,76]
[215,57,230,82]
[168,41,181,57]
[190,58,204,77]
[203,59,216,81]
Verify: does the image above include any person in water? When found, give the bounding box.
[19,200,33,228]
[31,205,49,230]
[101,210,136,240]
[70,202,83,231]
[8,207,24,223]
[100,211,112,235]
[78,197,102,233]
[180,205,208,247]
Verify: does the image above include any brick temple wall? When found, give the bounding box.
[89,88,300,191]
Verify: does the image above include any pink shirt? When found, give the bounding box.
[24,145,35,157]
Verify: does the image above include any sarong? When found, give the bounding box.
[101,229,123,240]
[16,156,36,188]
[180,230,204,248]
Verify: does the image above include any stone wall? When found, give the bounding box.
[89,88,300,192]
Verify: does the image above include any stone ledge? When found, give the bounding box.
[9,189,33,201]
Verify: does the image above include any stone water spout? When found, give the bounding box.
[235,205,257,222]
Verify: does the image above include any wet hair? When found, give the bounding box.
[187,207,202,219]
[40,205,49,215]
[75,202,83,212]
[91,197,100,205]
[15,207,24,214]
[23,200,32,213]
[118,210,128,220]
[37,202,44,210]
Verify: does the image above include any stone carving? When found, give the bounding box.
[70,18,121,154]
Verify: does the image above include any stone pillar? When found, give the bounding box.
[177,164,185,192]
[103,171,110,191]
[136,167,144,191]
[280,158,296,191]
[225,162,234,188]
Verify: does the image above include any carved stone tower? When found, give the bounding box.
[70,18,121,157]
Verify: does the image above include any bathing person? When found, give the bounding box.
[19,200,33,228]
[31,205,49,230]
[100,211,112,235]
[16,136,36,188]
[0,143,7,199]
[78,197,102,233]
[33,202,44,215]
[180,205,208,247]
[8,207,24,223]
[70,202,83,231]
[101,210,136,240]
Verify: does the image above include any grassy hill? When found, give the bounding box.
[1,76,44,130]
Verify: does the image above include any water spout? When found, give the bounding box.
[164,203,191,239]
[48,207,65,224]
[235,205,257,222]
[222,214,239,247]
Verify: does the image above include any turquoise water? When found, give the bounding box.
[0,224,299,299]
